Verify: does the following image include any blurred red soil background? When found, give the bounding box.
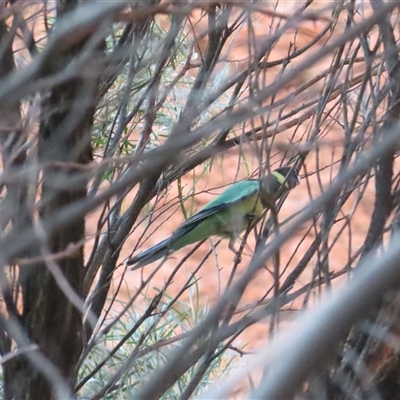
[87,4,375,352]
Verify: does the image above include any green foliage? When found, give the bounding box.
[77,290,238,399]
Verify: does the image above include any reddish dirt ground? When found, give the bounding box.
[86,5,374,358]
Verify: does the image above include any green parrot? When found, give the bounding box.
[126,166,300,269]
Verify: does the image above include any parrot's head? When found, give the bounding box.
[259,166,300,209]
[272,166,300,190]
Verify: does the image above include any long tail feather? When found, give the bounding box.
[126,238,173,269]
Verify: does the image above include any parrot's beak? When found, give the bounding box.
[288,167,300,189]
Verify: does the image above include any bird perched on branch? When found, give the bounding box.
[126,166,300,269]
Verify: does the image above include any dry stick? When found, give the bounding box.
[234,265,347,316]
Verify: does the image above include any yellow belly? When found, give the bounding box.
[218,194,264,238]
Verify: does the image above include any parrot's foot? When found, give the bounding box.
[228,240,242,264]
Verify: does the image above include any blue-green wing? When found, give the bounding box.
[174,179,260,237]
[201,180,260,211]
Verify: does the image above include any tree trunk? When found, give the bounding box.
[2,3,99,394]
